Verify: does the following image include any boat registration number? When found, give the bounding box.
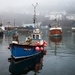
[24,48,31,51]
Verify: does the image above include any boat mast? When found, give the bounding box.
[14,18,15,28]
[8,22,10,31]
[32,3,38,28]
[55,14,60,26]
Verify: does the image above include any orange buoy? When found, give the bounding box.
[43,44,47,47]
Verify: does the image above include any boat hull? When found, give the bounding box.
[49,28,62,36]
[10,43,44,59]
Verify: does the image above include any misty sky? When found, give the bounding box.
[0,0,75,25]
[0,0,75,13]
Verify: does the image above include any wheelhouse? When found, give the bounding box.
[31,29,42,40]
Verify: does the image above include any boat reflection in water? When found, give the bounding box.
[49,36,62,55]
[0,36,3,44]
[72,32,75,44]
[9,53,45,75]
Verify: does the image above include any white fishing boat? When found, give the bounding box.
[49,20,62,36]
[0,23,5,36]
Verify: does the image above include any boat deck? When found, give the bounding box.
[20,40,42,46]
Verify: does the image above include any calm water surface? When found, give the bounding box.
[0,29,75,75]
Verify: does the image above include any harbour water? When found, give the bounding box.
[0,28,75,75]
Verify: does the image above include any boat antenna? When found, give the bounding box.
[32,3,38,28]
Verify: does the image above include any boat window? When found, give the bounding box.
[36,35,39,39]
[33,35,35,39]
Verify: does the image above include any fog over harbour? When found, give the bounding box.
[0,0,75,26]
[0,0,75,13]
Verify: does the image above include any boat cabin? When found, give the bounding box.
[31,29,42,40]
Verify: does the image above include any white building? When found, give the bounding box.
[45,11,67,20]
[66,14,75,20]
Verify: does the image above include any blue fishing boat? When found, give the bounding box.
[9,52,44,75]
[8,29,47,59]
